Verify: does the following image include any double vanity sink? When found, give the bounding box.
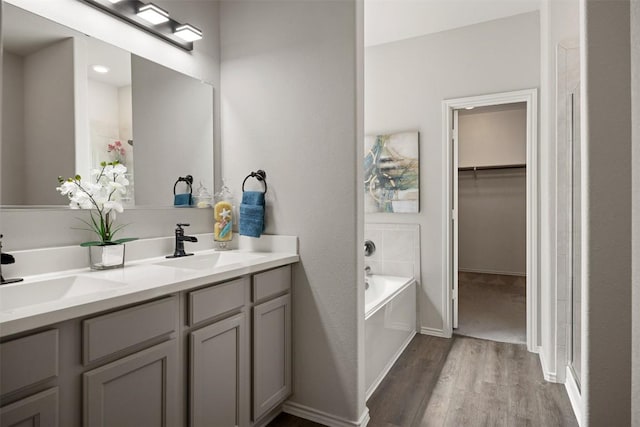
[0,248,298,337]
[0,240,298,426]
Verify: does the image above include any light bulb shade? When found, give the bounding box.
[174,24,202,42]
[92,65,110,73]
[137,3,170,25]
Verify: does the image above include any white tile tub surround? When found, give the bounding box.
[363,223,421,281]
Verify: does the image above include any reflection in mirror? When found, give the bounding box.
[1,4,214,207]
[2,6,76,205]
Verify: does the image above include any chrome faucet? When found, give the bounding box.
[167,224,198,258]
[1,235,23,285]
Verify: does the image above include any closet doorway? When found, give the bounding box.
[442,89,538,352]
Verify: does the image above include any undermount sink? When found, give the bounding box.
[0,276,127,313]
[154,252,266,270]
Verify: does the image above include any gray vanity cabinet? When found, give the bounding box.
[0,387,59,427]
[0,329,60,426]
[83,339,178,427]
[0,263,295,427]
[81,295,180,427]
[190,312,249,427]
[252,267,292,421]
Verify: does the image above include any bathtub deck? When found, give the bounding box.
[269,335,577,427]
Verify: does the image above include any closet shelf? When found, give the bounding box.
[458,163,526,172]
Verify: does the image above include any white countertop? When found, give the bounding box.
[0,249,299,338]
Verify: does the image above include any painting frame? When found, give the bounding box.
[364,131,420,213]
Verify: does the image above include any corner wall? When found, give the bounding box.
[365,12,540,335]
[581,0,631,423]
[632,0,640,422]
[219,0,365,423]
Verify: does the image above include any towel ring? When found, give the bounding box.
[242,170,268,194]
[173,175,194,195]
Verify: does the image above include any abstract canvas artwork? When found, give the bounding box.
[364,131,419,213]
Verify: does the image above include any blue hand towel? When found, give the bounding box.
[239,191,265,237]
[242,191,264,206]
[174,193,192,206]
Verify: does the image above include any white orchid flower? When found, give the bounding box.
[104,200,124,213]
[56,161,133,245]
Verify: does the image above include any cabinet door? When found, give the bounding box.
[0,387,58,427]
[190,312,248,427]
[83,340,178,427]
[253,293,291,421]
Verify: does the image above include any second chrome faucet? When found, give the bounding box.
[167,223,198,258]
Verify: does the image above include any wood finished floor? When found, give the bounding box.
[269,335,577,427]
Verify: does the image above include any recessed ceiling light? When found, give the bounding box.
[137,3,170,25]
[92,65,110,74]
[174,24,203,42]
[107,0,123,3]
[465,106,475,110]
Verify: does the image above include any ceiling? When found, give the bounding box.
[365,0,540,47]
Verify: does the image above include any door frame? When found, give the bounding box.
[441,88,538,353]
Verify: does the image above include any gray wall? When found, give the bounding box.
[458,104,527,276]
[220,0,364,422]
[631,0,639,423]
[1,0,221,250]
[1,52,25,205]
[582,0,631,423]
[365,12,540,333]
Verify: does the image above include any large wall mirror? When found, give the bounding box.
[1,3,214,207]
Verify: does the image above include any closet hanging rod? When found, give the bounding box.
[458,163,526,172]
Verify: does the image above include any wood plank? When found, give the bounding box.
[268,335,577,427]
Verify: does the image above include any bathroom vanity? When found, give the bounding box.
[0,249,297,427]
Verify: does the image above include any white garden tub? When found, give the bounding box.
[365,274,416,398]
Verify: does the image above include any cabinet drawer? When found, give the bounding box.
[0,329,58,396]
[188,278,248,326]
[252,265,291,303]
[0,387,59,427]
[83,296,178,365]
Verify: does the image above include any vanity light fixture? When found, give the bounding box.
[80,0,201,51]
[174,24,203,42]
[136,3,169,25]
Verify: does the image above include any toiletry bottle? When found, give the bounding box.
[214,181,234,250]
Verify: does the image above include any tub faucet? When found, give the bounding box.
[364,265,372,290]
[1,234,23,285]
[167,224,198,258]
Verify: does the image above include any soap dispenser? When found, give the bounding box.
[213,180,234,250]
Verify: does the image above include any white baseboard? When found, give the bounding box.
[366,331,416,400]
[458,268,526,277]
[538,349,558,382]
[282,402,370,427]
[564,366,582,426]
[420,327,449,338]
